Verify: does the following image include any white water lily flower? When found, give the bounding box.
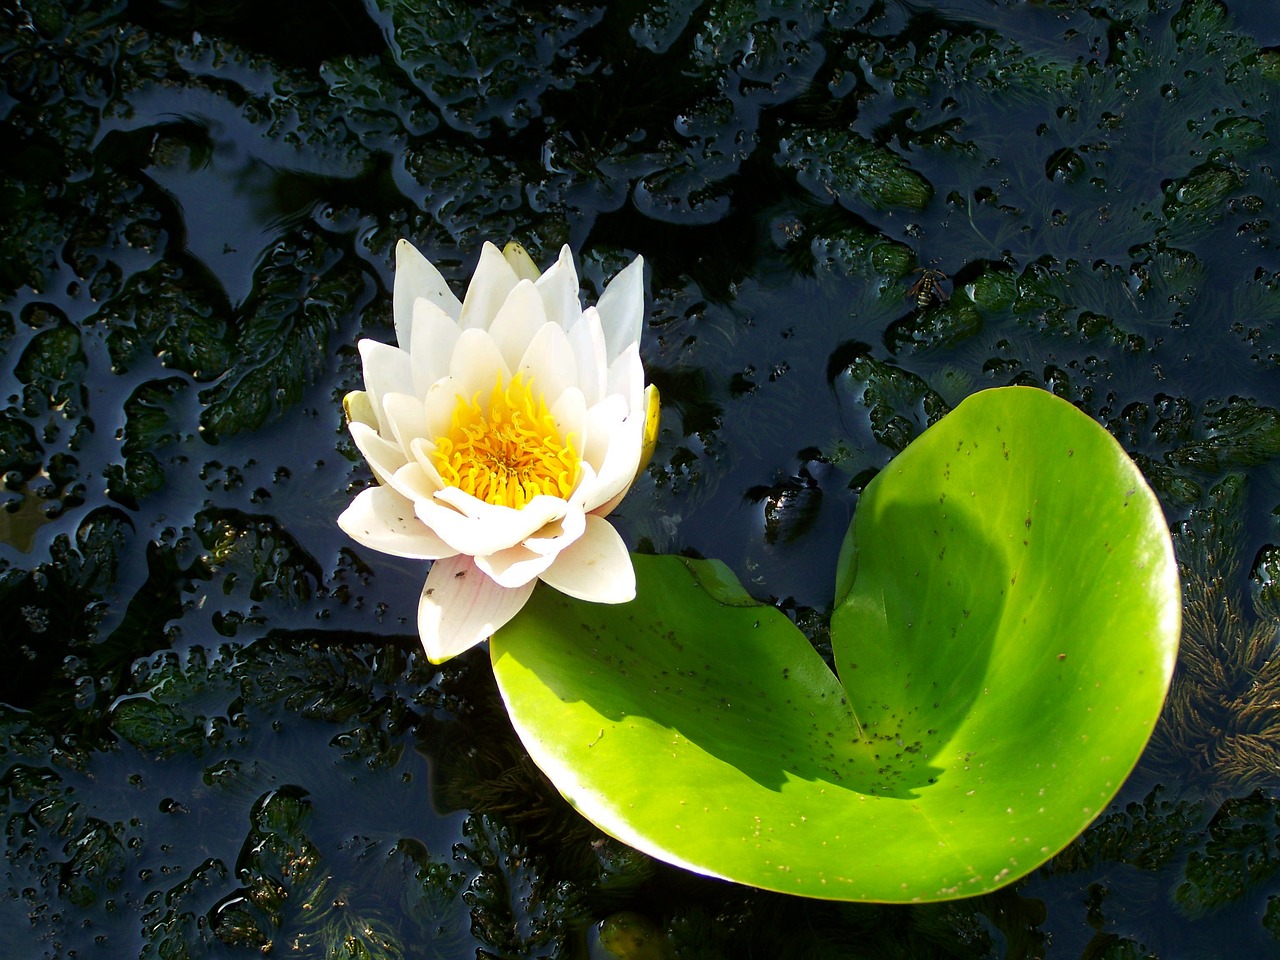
[339,239,659,663]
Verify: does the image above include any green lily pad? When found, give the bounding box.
[491,386,1180,901]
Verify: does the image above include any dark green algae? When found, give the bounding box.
[3,0,1280,956]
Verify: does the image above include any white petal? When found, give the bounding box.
[395,239,461,350]
[472,484,589,588]
[580,394,627,475]
[349,420,408,485]
[607,343,645,413]
[338,486,458,560]
[409,297,461,392]
[450,328,512,400]
[487,279,549,372]
[535,246,582,329]
[423,376,464,440]
[381,392,430,453]
[418,489,567,556]
[474,543,559,588]
[418,555,534,663]
[523,496,586,555]
[595,255,645,364]
[591,481,634,520]
[460,242,520,331]
[516,321,576,406]
[406,437,447,490]
[566,307,607,407]
[550,386,587,455]
[386,459,444,503]
[538,515,635,603]
[578,399,644,513]
[359,339,414,436]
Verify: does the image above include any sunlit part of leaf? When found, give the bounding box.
[494,387,1178,901]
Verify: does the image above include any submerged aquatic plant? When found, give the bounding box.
[1147,475,1280,797]
[339,240,659,662]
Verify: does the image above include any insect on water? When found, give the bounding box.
[906,267,950,309]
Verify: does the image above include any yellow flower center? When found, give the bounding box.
[432,374,579,509]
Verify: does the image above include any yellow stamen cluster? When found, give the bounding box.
[433,374,579,509]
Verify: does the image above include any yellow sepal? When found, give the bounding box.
[343,390,376,428]
[502,241,542,282]
[637,383,660,475]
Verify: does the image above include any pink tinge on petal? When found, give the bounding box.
[418,555,536,663]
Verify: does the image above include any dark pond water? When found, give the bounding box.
[3,0,1280,956]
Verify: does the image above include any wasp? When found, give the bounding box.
[906,267,949,309]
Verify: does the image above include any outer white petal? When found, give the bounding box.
[349,420,408,485]
[516,321,576,406]
[584,418,644,512]
[538,514,635,602]
[409,297,461,392]
[418,489,567,556]
[595,255,645,364]
[534,245,582,329]
[566,306,607,407]
[487,279,548,373]
[394,239,461,350]
[579,394,627,475]
[338,486,458,560]
[359,339,414,437]
[460,242,520,331]
[591,478,636,519]
[418,555,534,663]
[573,392,646,513]
[607,343,645,414]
